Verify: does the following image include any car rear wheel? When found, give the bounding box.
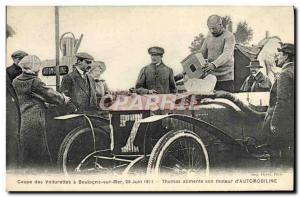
[57,126,110,175]
[147,130,209,176]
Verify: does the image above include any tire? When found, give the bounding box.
[57,126,110,175]
[123,156,149,175]
[147,130,209,176]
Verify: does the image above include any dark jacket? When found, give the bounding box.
[263,62,294,148]
[6,74,21,169]
[136,62,177,94]
[7,63,22,81]
[60,68,97,112]
[12,72,66,167]
[240,71,272,92]
[270,63,294,138]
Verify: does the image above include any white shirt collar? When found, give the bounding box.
[76,67,86,78]
[250,71,260,78]
[254,71,260,77]
[282,62,293,69]
[155,61,162,66]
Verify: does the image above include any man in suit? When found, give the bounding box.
[135,46,177,94]
[60,52,98,113]
[263,43,294,167]
[240,60,272,92]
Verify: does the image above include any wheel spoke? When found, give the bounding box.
[184,139,189,165]
[157,135,208,175]
[187,139,190,168]
[193,153,205,168]
[191,145,195,167]
[161,165,182,171]
[179,140,186,165]
[164,151,186,167]
[191,145,202,168]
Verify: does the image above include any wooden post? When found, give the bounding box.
[266,31,270,39]
[55,6,60,91]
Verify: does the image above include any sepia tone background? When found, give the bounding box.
[6,6,294,90]
[4,4,296,192]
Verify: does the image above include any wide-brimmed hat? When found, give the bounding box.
[246,60,263,68]
[148,46,164,55]
[90,61,106,73]
[277,43,294,55]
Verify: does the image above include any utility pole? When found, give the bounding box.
[265,31,270,39]
[55,6,60,91]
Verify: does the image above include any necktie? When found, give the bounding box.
[83,74,88,85]
[248,76,255,91]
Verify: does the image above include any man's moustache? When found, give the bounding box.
[212,32,221,37]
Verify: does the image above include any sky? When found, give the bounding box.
[6,6,294,90]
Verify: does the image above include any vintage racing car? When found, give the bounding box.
[54,91,274,176]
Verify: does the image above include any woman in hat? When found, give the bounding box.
[89,61,109,101]
[12,55,70,171]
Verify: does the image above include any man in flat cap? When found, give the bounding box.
[200,15,235,92]
[7,50,28,81]
[263,43,294,167]
[240,60,272,92]
[135,47,177,94]
[60,52,98,113]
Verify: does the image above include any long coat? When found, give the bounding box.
[60,69,97,113]
[269,63,294,140]
[12,72,66,168]
[135,62,177,94]
[263,62,294,164]
[240,71,272,92]
[6,75,21,169]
